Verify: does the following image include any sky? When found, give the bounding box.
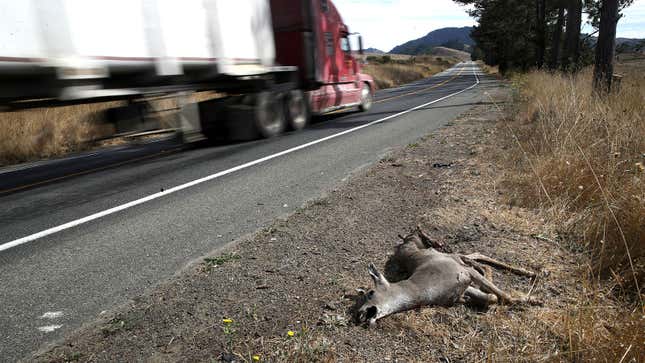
[335,0,645,52]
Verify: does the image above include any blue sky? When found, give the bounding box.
[335,0,645,51]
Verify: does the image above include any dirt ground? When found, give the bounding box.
[33,86,587,362]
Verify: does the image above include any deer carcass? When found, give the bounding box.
[356,228,540,325]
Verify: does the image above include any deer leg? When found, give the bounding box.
[463,252,536,278]
[463,286,498,307]
[415,225,450,252]
[468,269,542,306]
[461,257,494,282]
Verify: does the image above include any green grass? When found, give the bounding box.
[204,253,241,268]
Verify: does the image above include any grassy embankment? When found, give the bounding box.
[363,54,459,89]
[497,62,644,360]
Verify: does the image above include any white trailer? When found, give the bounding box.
[0,0,301,139]
[0,0,292,101]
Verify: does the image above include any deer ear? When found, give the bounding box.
[368,263,389,287]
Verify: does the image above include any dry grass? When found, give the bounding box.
[0,91,223,168]
[477,60,500,76]
[503,68,644,293]
[615,53,645,74]
[363,55,457,89]
[0,102,121,167]
[497,67,644,361]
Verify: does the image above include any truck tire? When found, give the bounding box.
[359,83,373,112]
[284,90,310,131]
[254,91,286,138]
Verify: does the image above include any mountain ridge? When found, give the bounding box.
[390,27,474,55]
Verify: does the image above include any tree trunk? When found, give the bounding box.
[536,0,547,68]
[593,0,620,94]
[562,0,582,71]
[549,7,565,69]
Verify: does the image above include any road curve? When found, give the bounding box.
[0,62,487,361]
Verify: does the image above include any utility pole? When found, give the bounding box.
[593,0,620,93]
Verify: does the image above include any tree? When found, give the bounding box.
[593,0,620,93]
[536,0,547,68]
[561,0,583,70]
[454,0,538,73]
[585,0,635,26]
[451,0,633,74]
[549,6,566,69]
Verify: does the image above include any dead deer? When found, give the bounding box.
[356,227,541,326]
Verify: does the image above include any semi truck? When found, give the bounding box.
[0,0,374,140]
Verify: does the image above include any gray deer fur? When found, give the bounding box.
[357,227,540,325]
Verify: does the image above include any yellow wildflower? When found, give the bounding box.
[222,318,233,324]
[287,330,295,337]
[252,355,260,361]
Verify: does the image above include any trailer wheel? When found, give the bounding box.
[359,83,373,112]
[285,90,310,131]
[254,91,286,138]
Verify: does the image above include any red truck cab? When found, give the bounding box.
[270,0,375,115]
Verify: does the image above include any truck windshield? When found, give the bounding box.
[340,37,351,53]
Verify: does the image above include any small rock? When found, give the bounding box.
[324,302,338,311]
[220,352,237,362]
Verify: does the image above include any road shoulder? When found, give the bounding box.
[33,82,581,362]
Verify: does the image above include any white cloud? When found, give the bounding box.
[334,0,645,52]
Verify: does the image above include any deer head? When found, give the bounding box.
[356,263,406,326]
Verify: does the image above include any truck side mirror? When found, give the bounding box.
[359,36,364,55]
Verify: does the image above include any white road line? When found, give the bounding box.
[37,325,63,333]
[40,311,64,319]
[0,65,480,253]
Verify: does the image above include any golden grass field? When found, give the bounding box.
[498,64,644,360]
[0,92,223,167]
[0,102,121,167]
[363,54,461,90]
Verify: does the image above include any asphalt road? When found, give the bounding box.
[0,62,489,361]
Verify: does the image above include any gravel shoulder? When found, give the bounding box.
[33,84,583,362]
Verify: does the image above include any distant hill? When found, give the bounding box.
[584,36,645,54]
[616,38,645,53]
[616,37,644,46]
[429,46,471,61]
[365,48,385,54]
[390,27,474,55]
